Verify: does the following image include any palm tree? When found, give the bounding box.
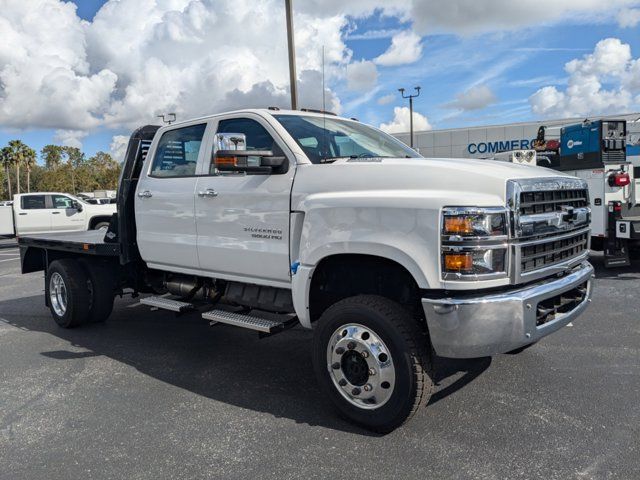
[7,140,25,195]
[0,147,12,200]
[23,146,37,193]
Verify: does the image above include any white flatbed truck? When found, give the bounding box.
[18,109,594,432]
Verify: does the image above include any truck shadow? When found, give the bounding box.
[590,252,640,280]
[0,294,490,436]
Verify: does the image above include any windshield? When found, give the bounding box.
[273,114,421,164]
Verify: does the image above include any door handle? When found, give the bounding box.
[138,190,153,198]
[198,189,218,198]
[19,213,27,215]
[52,211,61,214]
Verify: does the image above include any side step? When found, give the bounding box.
[202,309,294,334]
[140,296,194,312]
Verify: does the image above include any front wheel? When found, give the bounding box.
[312,295,434,433]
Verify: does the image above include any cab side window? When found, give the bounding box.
[211,118,280,174]
[21,195,46,210]
[52,195,74,209]
[150,124,206,177]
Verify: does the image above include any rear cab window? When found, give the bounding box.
[150,124,207,177]
[20,195,46,210]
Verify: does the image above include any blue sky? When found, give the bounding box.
[0,0,638,161]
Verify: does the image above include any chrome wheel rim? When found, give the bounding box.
[49,272,68,317]
[326,323,395,410]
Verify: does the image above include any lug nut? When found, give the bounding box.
[351,387,361,396]
[364,384,372,392]
[368,368,376,376]
[361,351,369,358]
[331,362,340,370]
[335,347,345,355]
[347,341,356,350]
[338,379,347,387]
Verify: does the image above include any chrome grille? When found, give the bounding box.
[508,178,591,282]
[519,189,588,216]
[521,231,588,273]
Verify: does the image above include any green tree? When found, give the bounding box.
[41,145,64,169]
[23,146,37,193]
[0,147,12,200]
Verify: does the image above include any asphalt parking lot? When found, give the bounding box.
[0,250,638,480]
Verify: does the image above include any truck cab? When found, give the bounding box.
[18,109,594,432]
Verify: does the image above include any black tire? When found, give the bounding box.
[93,221,110,230]
[81,260,116,323]
[45,259,91,328]
[312,295,433,433]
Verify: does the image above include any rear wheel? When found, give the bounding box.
[46,259,91,328]
[312,295,433,433]
[81,260,116,323]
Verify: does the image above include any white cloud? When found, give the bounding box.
[529,38,640,117]
[444,85,497,111]
[110,135,130,163]
[617,8,640,27]
[379,106,431,134]
[346,60,378,91]
[377,94,396,105]
[374,30,423,66]
[0,0,352,135]
[54,130,88,149]
[410,0,639,34]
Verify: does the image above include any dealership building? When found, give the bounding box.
[393,112,640,160]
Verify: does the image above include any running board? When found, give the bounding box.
[202,309,294,334]
[140,296,194,312]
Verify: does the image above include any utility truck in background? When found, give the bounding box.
[528,119,640,267]
[18,109,594,432]
[0,192,116,237]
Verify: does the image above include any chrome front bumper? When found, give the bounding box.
[422,261,594,358]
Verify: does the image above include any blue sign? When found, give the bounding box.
[468,139,534,155]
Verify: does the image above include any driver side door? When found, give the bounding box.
[195,115,296,286]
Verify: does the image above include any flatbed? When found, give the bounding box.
[18,230,119,257]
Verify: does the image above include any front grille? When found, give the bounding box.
[519,189,589,216]
[536,282,588,326]
[521,231,588,273]
[603,149,626,163]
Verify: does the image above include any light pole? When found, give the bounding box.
[398,86,421,148]
[285,0,298,110]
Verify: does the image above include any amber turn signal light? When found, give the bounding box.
[444,253,473,272]
[443,216,474,235]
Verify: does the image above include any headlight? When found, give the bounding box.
[442,207,507,238]
[441,207,509,280]
[442,248,507,276]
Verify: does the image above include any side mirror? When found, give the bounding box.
[72,201,83,212]
[213,149,286,174]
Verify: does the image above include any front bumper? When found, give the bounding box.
[422,261,594,358]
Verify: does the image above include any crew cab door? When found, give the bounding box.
[135,122,209,271]
[194,115,295,286]
[14,194,52,234]
[50,194,86,232]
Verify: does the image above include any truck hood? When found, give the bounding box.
[291,156,574,210]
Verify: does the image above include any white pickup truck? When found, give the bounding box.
[18,109,594,432]
[0,192,116,236]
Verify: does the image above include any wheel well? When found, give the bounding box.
[308,254,423,323]
[89,216,112,229]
